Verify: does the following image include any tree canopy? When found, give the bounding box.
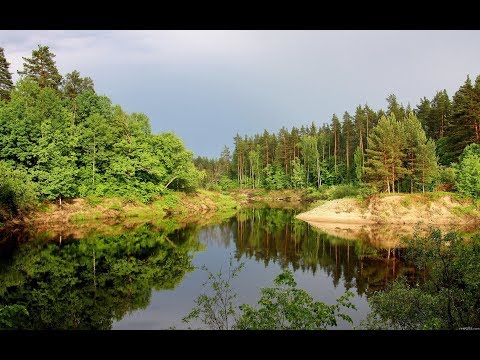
[0,45,201,210]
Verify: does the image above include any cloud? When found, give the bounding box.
[2,30,480,157]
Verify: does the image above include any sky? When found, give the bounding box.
[2,30,480,158]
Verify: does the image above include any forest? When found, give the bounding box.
[1,44,480,221]
[195,76,480,198]
[0,45,202,221]
[1,43,480,331]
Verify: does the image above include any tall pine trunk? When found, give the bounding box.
[410,148,415,194]
[346,131,350,181]
[334,127,337,173]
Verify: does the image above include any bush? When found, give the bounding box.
[328,184,360,199]
[0,305,29,329]
[434,165,457,192]
[183,259,356,330]
[357,185,377,200]
[362,229,480,329]
[305,185,363,201]
[0,162,38,219]
[455,144,480,198]
[219,176,237,191]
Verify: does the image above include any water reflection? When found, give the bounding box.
[202,208,417,297]
[0,207,427,329]
[0,224,202,329]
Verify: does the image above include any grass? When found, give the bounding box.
[57,190,240,225]
[85,195,103,207]
[400,197,413,208]
[205,190,240,210]
[108,203,123,212]
[70,213,89,221]
[451,205,477,217]
[306,184,363,202]
[37,202,56,213]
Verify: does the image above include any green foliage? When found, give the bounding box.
[183,258,244,330]
[61,70,94,99]
[310,184,362,201]
[219,176,237,191]
[439,76,480,164]
[291,158,306,189]
[0,161,38,219]
[364,114,405,192]
[236,269,355,330]
[0,224,200,329]
[0,305,29,329]
[328,184,360,200]
[434,165,457,191]
[357,185,377,200]
[184,259,356,330]
[363,228,480,329]
[353,146,363,182]
[17,45,62,90]
[456,144,480,198]
[263,164,290,190]
[0,47,13,101]
[362,278,443,330]
[0,46,202,207]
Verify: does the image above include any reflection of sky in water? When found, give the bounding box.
[113,214,383,330]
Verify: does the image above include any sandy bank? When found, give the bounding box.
[296,194,479,226]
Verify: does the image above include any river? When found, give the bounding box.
[0,206,416,329]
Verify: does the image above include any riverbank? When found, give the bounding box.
[2,189,313,230]
[296,192,480,226]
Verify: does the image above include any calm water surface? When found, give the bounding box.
[0,207,415,329]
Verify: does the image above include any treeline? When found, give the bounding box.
[0,45,200,218]
[197,76,480,193]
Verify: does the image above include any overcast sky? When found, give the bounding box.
[2,30,480,157]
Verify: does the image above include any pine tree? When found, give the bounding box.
[18,45,62,90]
[62,70,94,99]
[354,106,366,172]
[331,114,341,174]
[342,112,354,181]
[365,114,406,192]
[386,94,406,122]
[430,90,451,139]
[417,139,437,193]
[440,76,480,164]
[364,116,393,192]
[403,112,433,193]
[0,47,13,101]
[415,97,431,136]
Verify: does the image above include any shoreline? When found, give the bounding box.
[295,193,479,226]
[1,189,312,230]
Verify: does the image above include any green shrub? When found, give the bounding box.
[183,260,356,330]
[435,165,457,191]
[219,176,237,191]
[0,305,29,329]
[0,162,38,218]
[357,185,377,200]
[456,144,480,198]
[85,195,102,207]
[328,184,360,200]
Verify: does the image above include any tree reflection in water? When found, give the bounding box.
[0,207,426,329]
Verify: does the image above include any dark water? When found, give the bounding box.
[0,207,415,329]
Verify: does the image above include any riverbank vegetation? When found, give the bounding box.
[362,228,480,329]
[196,75,480,201]
[183,226,480,330]
[0,45,201,223]
[1,44,480,330]
[2,45,480,225]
